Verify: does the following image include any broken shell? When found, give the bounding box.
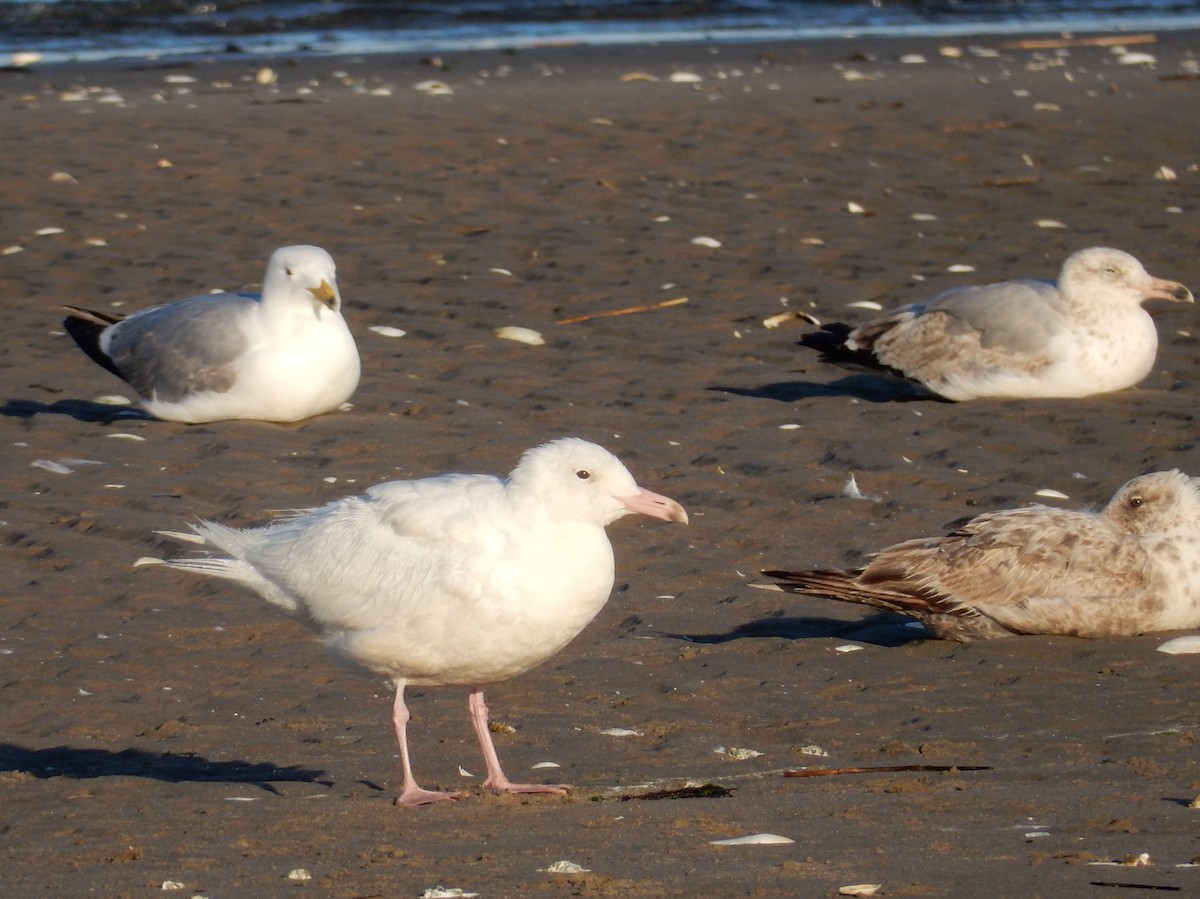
[711,833,795,846]
[946,264,976,273]
[50,171,77,184]
[414,79,453,95]
[669,71,703,83]
[691,236,722,248]
[1155,166,1177,181]
[541,860,590,873]
[495,326,545,346]
[715,746,763,760]
[847,300,883,311]
[421,889,479,899]
[1117,52,1156,66]
[598,727,642,737]
[1034,488,1069,500]
[839,886,883,897]
[255,67,277,85]
[763,310,819,329]
[621,71,658,82]
[368,325,407,338]
[846,201,866,214]
[1037,219,1068,229]
[1156,636,1200,655]
[286,869,312,881]
[35,227,64,236]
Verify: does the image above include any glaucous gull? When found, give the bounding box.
[142,438,688,805]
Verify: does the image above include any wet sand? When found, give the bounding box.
[2,32,1200,896]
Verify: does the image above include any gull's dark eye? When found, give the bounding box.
[1129,495,1144,509]
[286,267,294,276]
[576,469,590,480]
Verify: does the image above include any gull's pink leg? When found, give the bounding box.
[391,683,467,807]
[467,687,571,796]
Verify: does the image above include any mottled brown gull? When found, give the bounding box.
[803,247,1192,400]
[765,470,1200,641]
[141,438,688,806]
[63,245,359,423]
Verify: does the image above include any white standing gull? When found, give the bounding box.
[802,247,1192,400]
[63,245,360,423]
[142,438,688,806]
[766,471,1200,641]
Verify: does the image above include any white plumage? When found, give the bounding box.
[146,438,688,806]
[63,245,360,423]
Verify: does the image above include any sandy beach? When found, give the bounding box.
[2,31,1200,896]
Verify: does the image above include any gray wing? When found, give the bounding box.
[104,293,260,402]
[924,278,1064,354]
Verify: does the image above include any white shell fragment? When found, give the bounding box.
[255,67,277,85]
[1155,166,1178,181]
[839,886,883,897]
[691,236,722,248]
[541,860,591,873]
[286,869,312,881]
[799,744,830,757]
[414,79,454,95]
[1037,219,1069,229]
[846,201,866,214]
[531,761,560,769]
[946,264,976,273]
[763,310,820,329]
[847,300,884,311]
[711,833,795,846]
[160,883,186,892]
[1034,488,1069,500]
[835,644,864,654]
[1117,52,1157,65]
[35,227,65,236]
[715,746,764,760]
[368,325,408,338]
[598,727,642,737]
[421,889,479,899]
[94,394,133,406]
[669,71,703,83]
[1156,635,1200,655]
[495,326,545,346]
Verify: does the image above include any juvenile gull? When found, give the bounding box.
[63,245,360,423]
[802,247,1192,400]
[144,438,688,806]
[765,470,1200,641]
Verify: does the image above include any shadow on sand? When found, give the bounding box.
[0,743,328,791]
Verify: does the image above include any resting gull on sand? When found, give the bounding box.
[801,247,1192,400]
[765,470,1200,641]
[141,438,688,806]
[63,245,360,423]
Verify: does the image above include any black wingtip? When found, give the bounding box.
[62,308,126,381]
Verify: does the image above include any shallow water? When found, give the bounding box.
[3,0,1200,63]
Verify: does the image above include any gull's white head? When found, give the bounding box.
[1103,469,1200,535]
[1059,246,1193,309]
[507,437,688,528]
[263,245,342,314]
